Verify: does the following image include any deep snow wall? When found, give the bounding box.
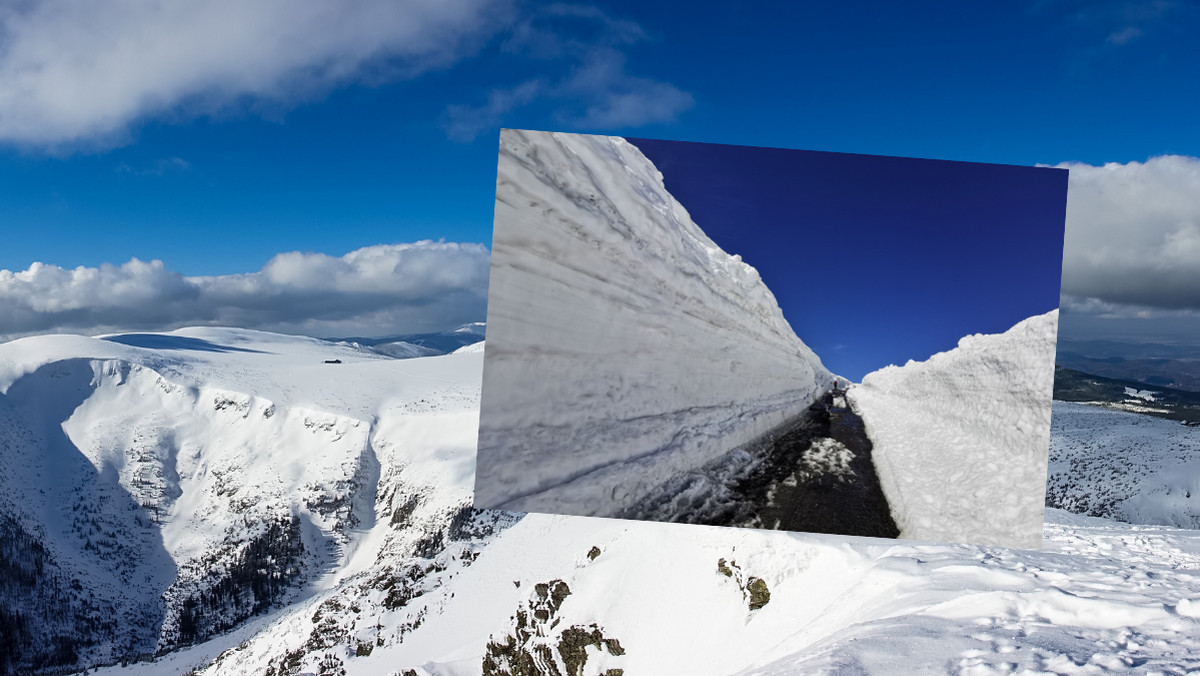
[847,310,1058,548]
[475,130,832,517]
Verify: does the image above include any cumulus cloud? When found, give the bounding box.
[0,241,489,341]
[0,0,691,149]
[1058,155,1200,315]
[0,0,510,147]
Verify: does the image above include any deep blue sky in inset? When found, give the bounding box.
[628,137,1068,381]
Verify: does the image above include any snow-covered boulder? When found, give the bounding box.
[475,129,832,517]
[847,310,1059,548]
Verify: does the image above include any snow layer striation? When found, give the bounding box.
[475,129,832,517]
[847,310,1059,548]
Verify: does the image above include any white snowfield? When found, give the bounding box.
[1048,400,1200,529]
[451,339,485,354]
[106,510,1200,676]
[1123,386,1159,402]
[847,310,1059,548]
[475,129,832,517]
[7,327,1199,676]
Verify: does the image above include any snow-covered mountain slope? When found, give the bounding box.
[337,323,487,359]
[0,328,484,674]
[11,323,1200,676]
[847,310,1059,548]
[1048,400,1200,528]
[475,129,832,518]
[360,340,442,359]
[103,508,1200,676]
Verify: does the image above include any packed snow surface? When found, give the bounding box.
[847,310,1059,548]
[475,129,832,517]
[1048,400,1200,528]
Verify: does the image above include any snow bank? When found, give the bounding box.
[847,310,1058,548]
[475,129,832,517]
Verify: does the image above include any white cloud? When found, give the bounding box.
[115,157,190,176]
[0,0,510,147]
[1039,0,1183,45]
[443,79,546,143]
[441,5,692,141]
[0,241,490,340]
[561,49,693,129]
[1058,155,1200,312]
[0,1,689,148]
[1105,24,1143,44]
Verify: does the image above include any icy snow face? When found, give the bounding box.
[475,129,832,518]
[1048,400,1200,528]
[847,310,1059,548]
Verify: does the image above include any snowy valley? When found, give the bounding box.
[0,328,486,674]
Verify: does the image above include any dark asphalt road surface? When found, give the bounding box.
[715,389,900,538]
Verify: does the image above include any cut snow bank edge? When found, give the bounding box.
[847,310,1059,549]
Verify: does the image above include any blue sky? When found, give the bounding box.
[1,0,1198,346]
[628,138,1067,380]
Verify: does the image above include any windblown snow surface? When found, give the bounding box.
[1047,400,1200,529]
[6,328,1200,675]
[848,311,1059,549]
[475,129,832,518]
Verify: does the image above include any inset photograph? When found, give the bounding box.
[475,129,1067,548]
